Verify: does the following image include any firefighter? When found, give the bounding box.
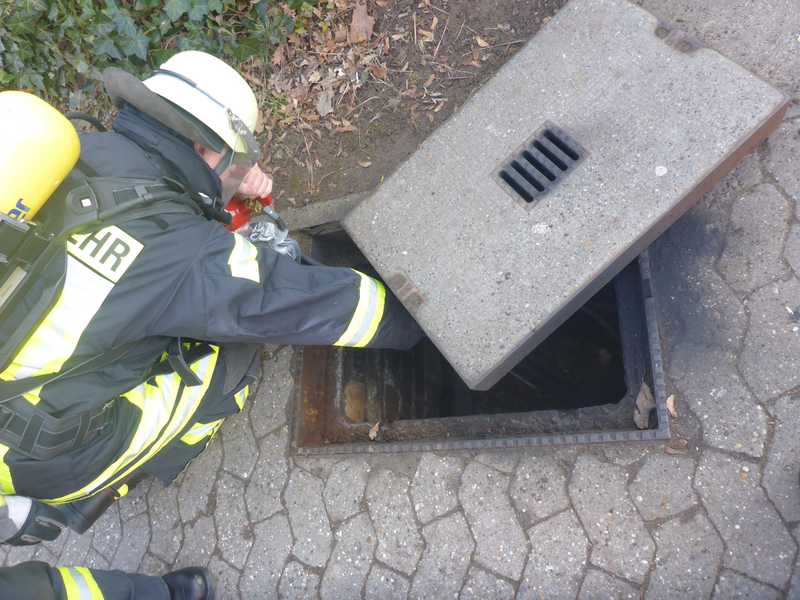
[0,49,423,570]
[0,559,212,600]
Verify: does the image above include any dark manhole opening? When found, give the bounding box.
[292,227,669,454]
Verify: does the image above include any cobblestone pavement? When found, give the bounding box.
[3,2,800,598]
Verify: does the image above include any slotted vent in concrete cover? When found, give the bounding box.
[343,0,789,391]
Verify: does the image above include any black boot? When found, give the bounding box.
[162,567,215,600]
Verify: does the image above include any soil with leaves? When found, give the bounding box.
[255,0,567,208]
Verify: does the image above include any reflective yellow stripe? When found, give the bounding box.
[0,256,114,383]
[47,349,219,504]
[334,270,387,348]
[0,444,15,494]
[234,384,249,411]
[180,418,224,445]
[228,234,260,283]
[57,567,84,600]
[74,567,104,600]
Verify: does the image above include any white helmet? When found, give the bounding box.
[143,51,259,156]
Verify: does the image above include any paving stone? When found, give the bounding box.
[321,513,376,600]
[569,455,654,584]
[39,524,70,562]
[85,550,110,571]
[216,472,255,569]
[91,501,122,560]
[766,121,800,208]
[57,529,94,567]
[764,397,800,522]
[207,556,241,600]
[366,469,423,576]
[601,444,656,467]
[578,569,639,600]
[324,458,371,522]
[280,560,321,600]
[410,512,474,600]
[510,456,569,525]
[112,512,150,572]
[240,513,292,599]
[474,452,519,474]
[696,450,795,587]
[285,468,332,568]
[784,225,800,276]
[718,184,790,293]
[177,437,222,522]
[365,565,410,600]
[638,0,800,96]
[2,543,36,566]
[293,456,339,481]
[410,453,463,525]
[139,553,168,577]
[629,455,697,521]
[518,510,588,600]
[175,515,216,569]
[459,567,515,600]
[670,342,767,457]
[652,226,748,355]
[740,277,800,399]
[33,546,59,565]
[221,407,259,480]
[712,569,782,600]
[147,481,183,563]
[459,461,528,580]
[250,349,292,438]
[118,478,152,522]
[647,512,723,599]
[245,426,288,522]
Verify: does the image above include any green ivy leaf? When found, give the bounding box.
[164,0,190,22]
[96,39,122,60]
[189,0,210,22]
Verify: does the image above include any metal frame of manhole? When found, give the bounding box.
[290,249,670,455]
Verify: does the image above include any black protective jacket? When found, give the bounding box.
[0,116,423,511]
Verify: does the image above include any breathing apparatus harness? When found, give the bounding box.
[0,109,233,462]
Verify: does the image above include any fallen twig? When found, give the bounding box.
[433,17,449,58]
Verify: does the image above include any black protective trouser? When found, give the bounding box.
[0,561,169,599]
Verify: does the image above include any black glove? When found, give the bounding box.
[4,499,67,546]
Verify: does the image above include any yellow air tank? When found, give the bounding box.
[0,91,80,223]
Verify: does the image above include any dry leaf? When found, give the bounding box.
[475,35,490,48]
[431,15,439,32]
[666,394,678,418]
[367,64,388,79]
[334,25,348,43]
[350,1,375,44]
[357,159,372,168]
[633,382,655,430]
[376,0,390,6]
[368,421,381,440]
[272,44,286,66]
[423,73,436,87]
[665,438,689,455]
[315,89,334,117]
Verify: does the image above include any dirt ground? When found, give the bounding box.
[265,0,568,210]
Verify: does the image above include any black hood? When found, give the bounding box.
[112,103,222,202]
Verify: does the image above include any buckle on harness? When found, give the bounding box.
[167,338,203,387]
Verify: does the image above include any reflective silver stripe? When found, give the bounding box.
[70,567,94,600]
[334,271,387,348]
[228,234,260,283]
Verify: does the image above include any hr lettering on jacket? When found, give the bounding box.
[67,225,143,283]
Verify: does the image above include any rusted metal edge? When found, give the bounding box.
[291,252,670,454]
